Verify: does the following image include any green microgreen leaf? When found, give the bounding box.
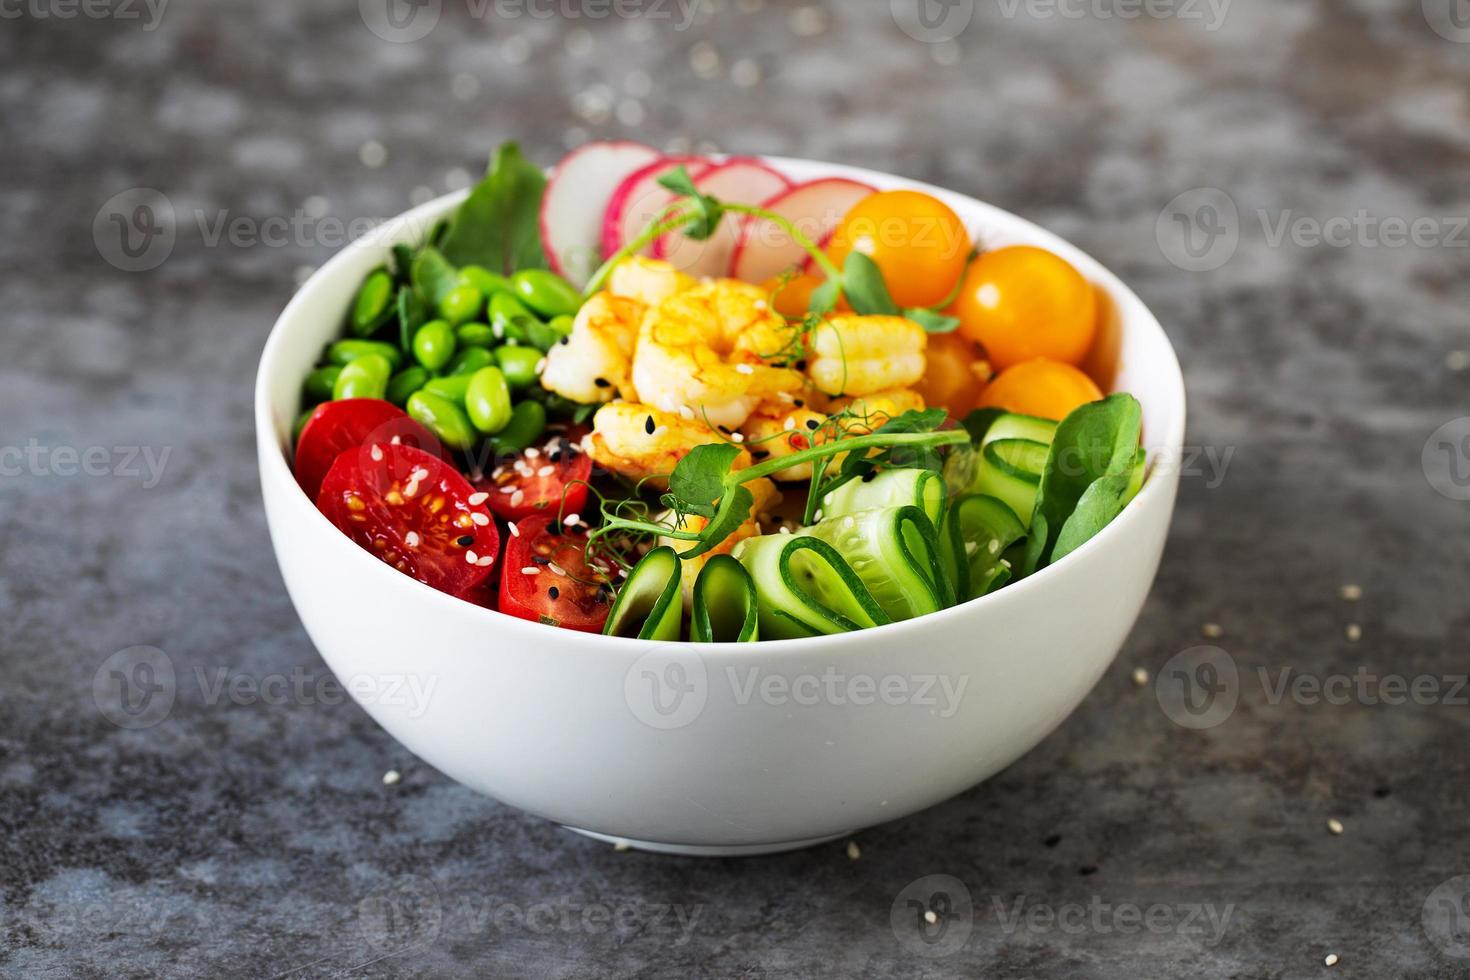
[666,442,743,518]
[656,165,725,241]
[903,307,962,333]
[808,278,840,314]
[840,252,900,316]
[677,485,754,560]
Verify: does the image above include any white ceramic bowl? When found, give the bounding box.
[256,157,1185,856]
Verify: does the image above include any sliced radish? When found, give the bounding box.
[654,158,792,279]
[600,155,711,263]
[730,178,877,284]
[540,140,661,289]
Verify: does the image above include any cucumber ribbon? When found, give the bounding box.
[690,554,759,642]
[731,535,890,640]
[603,546,683,640]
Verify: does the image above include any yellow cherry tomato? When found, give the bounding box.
[976,358,1103,421]
[914,331,988,417]
[763,272,826,319]
[826,190,971,309]
[953,245,1097,371]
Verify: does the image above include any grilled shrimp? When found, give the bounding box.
[539,292,646,404]
[806,314,927,397]
[586,400,751,486]
[657,477,782,607]
[738,398,832,482]
[828,388,927,432]
[631,281,804,431]
[608,256,695,307]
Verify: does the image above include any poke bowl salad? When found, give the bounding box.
[291,140,1145,644]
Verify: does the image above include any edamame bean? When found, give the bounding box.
[303,365,342,404]
[525,319,563,353]
[412,319,457,372]
[447,346,496,376]
[333,353,393,400]
[490,291,538,345]
[457,265,511,299]
[438,284,484,326]
[455,322,497,348]
[350,268,395,336]
[548,314,575,338]
[327,339,402,369]
[511,269,583,318]
[465,366,512,434]
[406,391,477,451]
[421,374,473,402]
[493,345,543,389]
[489,400,546,455]
[385,366,430,406]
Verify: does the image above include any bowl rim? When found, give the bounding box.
[255,154,1186,654]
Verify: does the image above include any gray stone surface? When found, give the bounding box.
[3,1,1469,976]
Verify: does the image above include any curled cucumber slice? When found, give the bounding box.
[731,535,889,640]
[941,493,1027,602]
[802,505,953,621]
[690,554,758,643]
[974,438,1049,526]
[604,546,683,641]
[820,468,945,527]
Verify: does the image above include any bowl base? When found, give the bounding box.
[564,826,849,857]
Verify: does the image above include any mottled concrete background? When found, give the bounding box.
[3,0,1469,976]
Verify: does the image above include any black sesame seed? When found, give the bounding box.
[594,377,610,388]
[717,425,732,435]
[794,399,804,408]
[751,449,770,459]
[532,555,551,565]
[805,419,819,430]
[861,469,877,482]
[644,415,656,434]
[795,359,807,371]
[456,535,475,547]
[548,586,560,600]
[559,336,570,345]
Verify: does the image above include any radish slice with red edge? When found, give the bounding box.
[730,177,877,284]
[654,158,792,279]
[539,140,661,288]
[600,155,711,262]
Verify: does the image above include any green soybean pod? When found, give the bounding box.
[412,318,457,372]
[303,365,342,404]
[327,339,402,369]
[385,365,430,406]
[456,322,497,349]
[489,291,538,344]
[406,390,477,451]
[350,268,395,337]
[447,346,496,377]
[333,352,392,400]
[438,284,484,326]
[421,373,473,402]
[489,400,547,455]
[493,345,543,390]
[465,366,513,434]
[511,269,583,318]
[458,265,511,299]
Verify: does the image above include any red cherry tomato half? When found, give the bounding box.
[316,442,499,598]
[477,430,593,523]
[498,515,613,632]
[294,399,442,501]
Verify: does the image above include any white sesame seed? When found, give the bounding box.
[1201,622,1224,639]
[1339,584,1362,601]
[382,769,400,785]
[1345,624,1362,642]
[390,435,402,445]
[468,492,489,506]
[735,363,755,375]
[777,525,791,535]
[405,531,420,548]
[412,468,429,481]
[521,566,540,575]
[679,405,695,420]
[548,562,567,577]
[1327,818,1344,835]
[730,432,745,443]
[1131,667,1149,687]
[923,910,938,925]
[500,485,518,494]
[477,555,495,567]
[784,417,796,430]
[1324,953,1339,967]
[651,426,668,438]
[471,512,490,526]
[507,521,520,538]
[370,445,384,462]
[465,550,479,564]
[511,490,525,507]
[526,447,542,460]
[563,514,582,527]
[538,465,555,477]
[812,509,823,522]
[846,841,860,860]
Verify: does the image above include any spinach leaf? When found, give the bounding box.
[410,246,458,310]
[440,142,548,274]
[1021,393,1142,574]
[397,284,426,352]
